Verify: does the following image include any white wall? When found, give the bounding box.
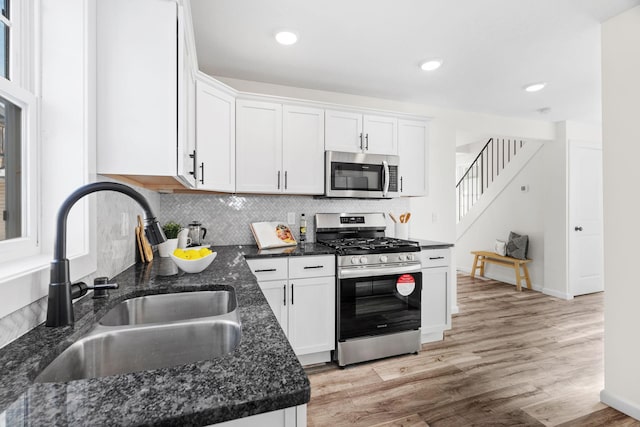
[601,5,640,420]
[456,146,545,288]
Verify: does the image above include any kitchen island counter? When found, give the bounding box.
[0,245,309,426]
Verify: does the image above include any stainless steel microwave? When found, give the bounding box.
[325,151,399,198]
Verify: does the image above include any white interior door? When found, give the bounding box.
[569,141,604,296]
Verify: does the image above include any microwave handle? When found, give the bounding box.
[382,160,390,197]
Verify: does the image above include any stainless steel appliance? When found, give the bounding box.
[325,151,399,199]
[315,213,422,366]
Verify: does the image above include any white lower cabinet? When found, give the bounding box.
[212,404,307,427]
[246,255,335,364]
[420,248,452,343]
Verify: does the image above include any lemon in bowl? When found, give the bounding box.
[170,247,217,273]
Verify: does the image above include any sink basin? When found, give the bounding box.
[35,289,242,383]
[35,319,242,383]
[99,290,236,326]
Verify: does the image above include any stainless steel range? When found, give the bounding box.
[315,213,422,367]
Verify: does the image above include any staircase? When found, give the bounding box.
[456,137,526,222]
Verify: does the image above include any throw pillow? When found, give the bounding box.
[494,240,506,256]
[506,231,528,260]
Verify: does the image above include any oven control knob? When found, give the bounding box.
[398,254,406,261]
[379,255,388,263]
[406,253,414,261]
[351,256,359,265]
[359,256,368,264]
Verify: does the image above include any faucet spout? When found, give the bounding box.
[46,182,166,327]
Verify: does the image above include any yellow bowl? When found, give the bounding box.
[170,251,217,273]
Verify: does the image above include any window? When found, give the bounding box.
[0,94,21,241]
[0,0,37,262]
[1,0,10,79]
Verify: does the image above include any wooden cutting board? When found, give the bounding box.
[135,225,145,262]
[137,215,154,262]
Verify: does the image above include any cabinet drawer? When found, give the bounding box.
[421,249,450,268]
[246,258,288,281]
[289,255,335,279]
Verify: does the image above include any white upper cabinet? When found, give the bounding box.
[196,75,236,192]
[236,99,324,195]
[96,0,196,188]
[324,110,363,153]
[398,119,428,196]
[282,105,325,194]
[363,114,398,155]
[236,99,283,193]
[325,110,398,155]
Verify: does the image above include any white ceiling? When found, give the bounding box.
[190,0,640,123]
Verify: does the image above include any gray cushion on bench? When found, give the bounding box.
[506,231,528,260]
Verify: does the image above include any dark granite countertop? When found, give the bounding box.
[242,242,335,259]
[409,238,455,249]
[0,245,310,426]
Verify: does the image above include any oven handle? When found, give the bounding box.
[382,160,390,198]
[339,263,421,279]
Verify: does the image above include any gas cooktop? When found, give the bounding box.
[318,237,421,255]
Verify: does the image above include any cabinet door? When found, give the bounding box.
[236,100,283,193]
[288,277,335,355]
[196,78,236,192]
[282,105,325,194]
[259,280,289,336]
[363,114,398,155]
[96,0,178,177]
[176,5,196,187]
[421,267,450,333]
[325,110,363,153]
[398,119,428,196]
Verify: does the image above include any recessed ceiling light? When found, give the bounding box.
[420,59,443,71]
[524,82,547,92]
[275,31,298,46]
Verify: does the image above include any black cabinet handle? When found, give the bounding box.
[189,150,197,180]
[359,133,363,150]
[291,284,294,305]
[575,226,583,231]
[199,162,204,185]
[277,171,281,189]
[255,268,277,273]
[400,176,404,192]
[303,265,324,269]
[285,171,288,190]
[283,284,286,306]
[365,133,369,150]
[429,256,445,260]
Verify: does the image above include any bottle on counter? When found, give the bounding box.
[299,213,307,243]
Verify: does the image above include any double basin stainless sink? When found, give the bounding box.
[35,290,242,383]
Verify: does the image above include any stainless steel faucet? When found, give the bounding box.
[45,182,166,327]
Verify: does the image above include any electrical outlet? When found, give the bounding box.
[287,212,296,225]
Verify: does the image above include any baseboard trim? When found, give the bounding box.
[542,287,573,300]
[601,389,640,421]
[298,351,331,366]
[421,331,444,344]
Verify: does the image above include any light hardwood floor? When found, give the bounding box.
[305,274,640,426]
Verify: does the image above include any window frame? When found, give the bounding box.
[0,0,39,267]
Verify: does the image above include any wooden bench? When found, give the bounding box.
[470,251,532,291]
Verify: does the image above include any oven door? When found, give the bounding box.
[338,265,422,341]
[325,151,399,198]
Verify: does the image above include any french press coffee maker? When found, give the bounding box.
[188,221,207,246]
